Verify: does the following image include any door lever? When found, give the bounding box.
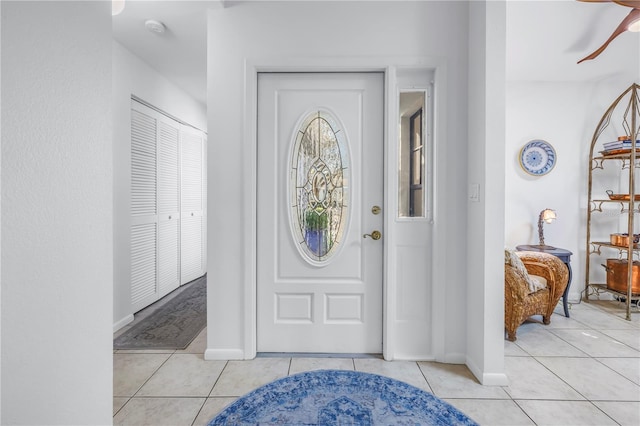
[363,230,382,240]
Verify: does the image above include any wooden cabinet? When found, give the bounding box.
[585,83,640,320]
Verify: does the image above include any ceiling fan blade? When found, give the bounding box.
[578,8,640,63]
[612,1,640,8]
[577,0,640,7]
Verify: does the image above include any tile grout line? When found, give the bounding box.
[415,361,436,395]
[112,396,132,419]
[129,353,175,400]
[207,360,229,398]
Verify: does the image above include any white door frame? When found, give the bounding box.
[243,57,449,361]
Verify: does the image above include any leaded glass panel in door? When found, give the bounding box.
[290,111,349,263]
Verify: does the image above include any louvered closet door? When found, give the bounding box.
[130,108,158,312]
[158,120,181,297]
[180,128,206,285]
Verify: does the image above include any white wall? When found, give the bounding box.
[206,1,472,365]
[0,3,3,417]
[466,1,508,385]
[505,1,640,303]
[113,41,207,330]
[1,2,112,424]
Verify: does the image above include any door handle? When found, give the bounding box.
[363,230,382,240]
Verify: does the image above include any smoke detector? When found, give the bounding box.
[145,20,166,35]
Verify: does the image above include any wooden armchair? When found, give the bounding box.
[504,250,569,341]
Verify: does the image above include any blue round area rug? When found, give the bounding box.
[208,369,479,426]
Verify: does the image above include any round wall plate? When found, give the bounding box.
[519,139,556,176]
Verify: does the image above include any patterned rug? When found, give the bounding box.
[208,369,479,425]
[113,275,206,350]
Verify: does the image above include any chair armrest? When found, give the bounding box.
[516,251,569,301]
[504,265,531,301]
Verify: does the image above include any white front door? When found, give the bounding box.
[257,72,384,353]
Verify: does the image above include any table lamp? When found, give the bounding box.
[537,208,556,249]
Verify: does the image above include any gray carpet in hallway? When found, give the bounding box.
[114,275,206,350]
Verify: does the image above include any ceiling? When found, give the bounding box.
[112,1,222,107]
[111,1,640,109]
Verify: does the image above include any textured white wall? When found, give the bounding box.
[112,41,207,331]
[207,0,471,364]
[1,1,112,424]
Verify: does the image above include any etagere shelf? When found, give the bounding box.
[586,83,640,321]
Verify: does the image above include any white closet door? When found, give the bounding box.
[158,120,181,297]
[130,99,207,313]
[180,128,205,284]
[130,108,158,312]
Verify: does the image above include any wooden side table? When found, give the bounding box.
[516,245,572,317]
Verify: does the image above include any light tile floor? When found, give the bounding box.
[114,300,640,426]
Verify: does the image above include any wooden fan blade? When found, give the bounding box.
[578,8,640,63]
[577,0,640,8]
[612,1,640,8]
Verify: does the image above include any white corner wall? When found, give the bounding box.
[1,2,112,424]
[466,1,508,386]
[113,41,207,331]
[206,1,473,365]
[505,1,640,304]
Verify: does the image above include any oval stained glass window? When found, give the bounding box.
[290,110,349,263]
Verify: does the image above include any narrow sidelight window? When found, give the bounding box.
[399,91,427,218]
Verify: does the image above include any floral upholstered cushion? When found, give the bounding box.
[505,248,547,293]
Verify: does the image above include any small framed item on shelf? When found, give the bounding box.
[599,135,640,156]
[519,139,556,176]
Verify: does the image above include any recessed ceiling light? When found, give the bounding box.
[145,20,166,35]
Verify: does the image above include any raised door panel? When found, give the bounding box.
[159,219,180,297]
[131,109,157,217]
[180,129,205,284]
[180,131,203,212]
[130,107,158,311]
[181,214,204,284]
[158,121,180,215]
[131,223,157,311]
[158,120,180,296]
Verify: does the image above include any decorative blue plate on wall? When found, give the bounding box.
[519,139,556,176]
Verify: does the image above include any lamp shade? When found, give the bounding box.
[541,209,557,223]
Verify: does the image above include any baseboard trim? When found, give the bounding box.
[442,352,467,364]
[113,314,134,333]
[479,372,509,386]
[466,358,509,386]
[388,354,435,361]
[205,348,246,360]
